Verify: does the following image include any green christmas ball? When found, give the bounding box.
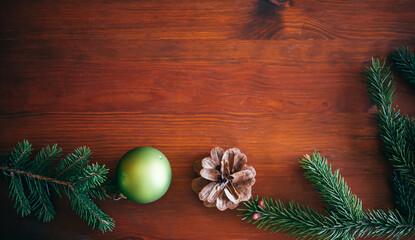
[116,147,172,203]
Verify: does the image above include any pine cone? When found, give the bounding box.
[192,147,256,211]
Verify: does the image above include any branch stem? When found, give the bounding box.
[56,152,88,178]
[0,166,73,188]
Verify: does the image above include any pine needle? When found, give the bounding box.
[390,47,415,86]
[0,141,114,232]
[300,153,362,221]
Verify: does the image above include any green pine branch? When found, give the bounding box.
[56,146,91,179]
[88,186,111,200]
[390,47,415,86]
[0,140,114,232]
[300,153,362,221]
[8,173,31,217]
[27,177,55,222]
[240,196,353,240]
[358,209,413,239]
[239,154,415,240]
[31,144,62,175]
[238,56,415,239]
[69,190,114,232]
[9,141,33,168]
[364,58,415,187]
[392,171,415,224]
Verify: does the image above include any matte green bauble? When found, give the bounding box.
[116,147,172,203]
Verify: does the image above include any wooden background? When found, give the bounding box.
[1,0,415,239]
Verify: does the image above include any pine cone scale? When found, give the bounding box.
[200,168,220,181]
[216,191,228,211]
[223,148,240,171]
[224,186,239,204]
[210,147,224,164]
[201,157,219,169]
[199,182,216,201]
[203,200,216,207]
[234,177,256,189]
[207,183,222,203]
[231,169,255,184]
[191,177,209,193]
[235,185,251,201]
[227,199,238,209]
[221,158,230,176]
[233,153,247,172]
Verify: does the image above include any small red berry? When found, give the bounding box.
[259,200,264,208]
[252,212,261,220]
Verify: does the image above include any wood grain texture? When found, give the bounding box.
[0,0,415,239]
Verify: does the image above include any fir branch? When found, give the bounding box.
[392,171,415,224]
[300,153,363,221]
[9,140,32,167]
[8,173,31,217]
[88,186,111,200]
[31,144,62,176]
[70,190,114,232]
[248,198,362,240]
[241,180,415,240]
[72,163,109,192]
[364,58,415,187]
[357,209,414,239]
[0,141,114,232]
[87,179,118,200]
[364,58,396,110]
[405,117,415,153]
[390,47,415,86]
[239,148,415,239]
[56,146,91,179]
[27,178,55,222]
[238,197,334,239]
[0,166,73,187]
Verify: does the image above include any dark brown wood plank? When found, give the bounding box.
[0,112,395,239]
[1,40,415,114]
[1,0,415,40]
